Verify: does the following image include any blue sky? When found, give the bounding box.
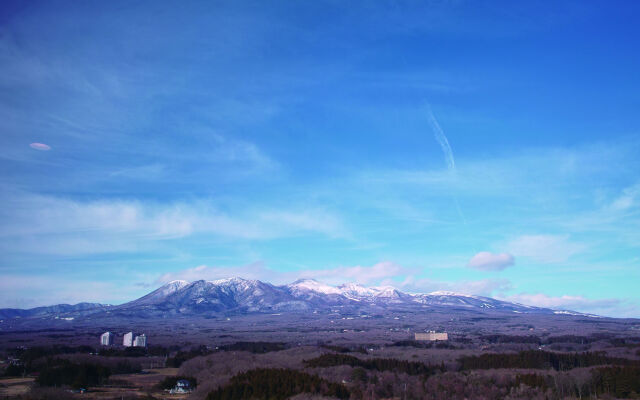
[1,0,639,317]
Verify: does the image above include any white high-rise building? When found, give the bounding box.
[123,331,134,347]
[100,331,114,346]
[133,334,147,347]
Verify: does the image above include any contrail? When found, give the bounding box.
[427,106,467,225]
[427,107,455,172]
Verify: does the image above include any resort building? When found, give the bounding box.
[415,331,448,341]
[100,331,114,346]
[133,333,147,347]
[123,331,134,347]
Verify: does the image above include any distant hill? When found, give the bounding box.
[0,302,108,320]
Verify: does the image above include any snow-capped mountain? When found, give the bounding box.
[0,277,588,320]
[127,280,190,306]
[117,278,307,315]
[102,277,555,317]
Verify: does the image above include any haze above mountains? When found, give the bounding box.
[0,278,596,321]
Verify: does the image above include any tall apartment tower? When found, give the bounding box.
[133,333,147,347]
[123,331,134,347]
[100,331,114,346]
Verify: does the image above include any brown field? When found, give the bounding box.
[0,377,34,397]
[0,369,188,400]
[77,368,186,399]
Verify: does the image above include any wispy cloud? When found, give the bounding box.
[505,234,585,263]
[399,275,512,296]
[0,275,143,309]
[154,260,511,297]
[156,261,401,287]
[498,293,640,318]
[428,106,455,171]
[608,182,640,212]
[427,106,466,224]
[467,251,515,271]
[0,192,348,255]
[156,262,273,285]
[29,142,51,151]
[109,164,165,180]
[501,292,617,310]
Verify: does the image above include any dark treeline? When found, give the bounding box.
[477,334,631,345]
[36,359,111,389]
[4,346,95,377]
[459,350,640,371]
[218,341,285,353]
[9,346,93,364]
[511,367,640,398]
[166,342,286,367]
[3,345,151,377]
[110,359,142,374]
[6,344,173,363]
[609,337,640,347]
[206,368,350,400]
[591,366,640,398]
[513,373,551,390]
[97,347,145,357]
[321,344,368,354]
[97,345,174,357]
[481,335,541,344]
[392,340,434,348]
[392,340,458,349]
[305,353,443,376]
[157,375,198,390]
[166,345,213,367]
[545,335,595,344]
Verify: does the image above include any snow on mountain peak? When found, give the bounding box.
[337,282,377,296]
[157,280,190,295]
[287,279,342,295]
[371,286,401,297]
[166,279,189,287]
[428,290,477,298]
[206,277,259,287]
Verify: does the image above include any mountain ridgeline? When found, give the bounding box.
[1,278,590,321]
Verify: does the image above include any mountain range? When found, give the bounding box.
[0,277,594,321]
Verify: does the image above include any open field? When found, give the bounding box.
[0,377,34,397]
[1,312,640,399]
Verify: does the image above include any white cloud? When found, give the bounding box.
[609,182,640,211]
[0,192,348,255]
[304,261,403,285]
[499,293,640,317]
[0,275,143,309]
[29,142,51,151]
[156,262,274,284]
[154,259,519,298]
[505,234,585,263]
[209,134,277,172]
[502,293,612,309]
[110,164,165,180]
[467,251,514,271]
[155,260,513,298]
[399,276,512,296]
[155,261,402,287]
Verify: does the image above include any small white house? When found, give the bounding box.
[170,380,193,394]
